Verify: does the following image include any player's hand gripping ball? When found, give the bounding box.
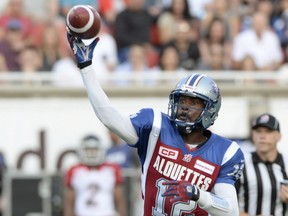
[66,5,101,39]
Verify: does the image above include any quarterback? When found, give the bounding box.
[66,33,244,216]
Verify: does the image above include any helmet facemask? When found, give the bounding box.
[168,74,221,133]
[78,136,105,166]
[168,92,208,133]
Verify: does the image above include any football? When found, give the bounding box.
[66,5,101,39]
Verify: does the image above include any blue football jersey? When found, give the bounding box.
[130,108,244,216]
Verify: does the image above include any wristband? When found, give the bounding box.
[78,60,92,69]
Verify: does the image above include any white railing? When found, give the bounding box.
[0,70,287,98]
[0,70,287,86]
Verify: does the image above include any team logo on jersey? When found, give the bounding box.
[159,146,179,160]
[227,160,245,179]
[194,159,215,175]
[183,154,193,162]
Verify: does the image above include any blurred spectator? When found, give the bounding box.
[38,20,68,72]
[238,0,259,32]
[256,0,275,26]
[22,0,51,21]
[115,43,150,73]
[156,0,197,46]
[201,43,226,70]
[0,151,6,216]
[186,0,214,20]
[238,0,278,33]
[156,9,176,46]
[0,0,34,43]
[273,0,288,61]
[143,0,164,17]
[0,54,8,72]
[241,55,257,71]
[232,12,283,71]
[63,135,126,216]
[152,43,185,72]
[49,0,63,20]
[98,0,128,28]
[143,0,166,47]
[146,44,159,67]
[230,0,247,38]
[240,55,260,83]
[151,44,185,85]
[167,19,201,70]
[114,44,154,85]
[90,22,118,79]
[18,46,43,73]
[0,19,26,71]
[114,0,155,63]
[200,0,240,40]
[26,2,67,50]
[199,17,231,70]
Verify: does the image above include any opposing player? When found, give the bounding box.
[66,33,245,216]
[63,135,126,216]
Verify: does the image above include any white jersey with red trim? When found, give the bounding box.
[65,163,123,216]
[129,108,244,216]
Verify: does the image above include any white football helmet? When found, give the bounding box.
[168,73,221,133]
[78,135,105,166]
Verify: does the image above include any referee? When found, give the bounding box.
[236,113,288,216]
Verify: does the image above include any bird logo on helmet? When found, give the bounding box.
[168,73,221,133]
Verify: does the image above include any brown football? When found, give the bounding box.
[66,5,101,39]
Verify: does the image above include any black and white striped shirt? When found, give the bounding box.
[237,152,288,216]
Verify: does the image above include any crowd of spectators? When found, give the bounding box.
[0,0,288,81]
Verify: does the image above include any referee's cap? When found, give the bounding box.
[252,113,280,132]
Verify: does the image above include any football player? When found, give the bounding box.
[63,135,126,216]
[66,33,245,216]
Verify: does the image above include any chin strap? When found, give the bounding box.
[177,125,192,134]
[176,122,204,134]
